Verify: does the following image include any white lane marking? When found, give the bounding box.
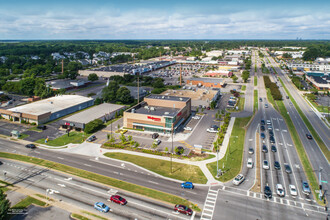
[34,151,40,154]
[83,164,92,167]
[57,184,66,187]
[148,181,159,185]
[57,157,64,160]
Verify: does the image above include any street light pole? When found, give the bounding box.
[171,124,174,173]
[319,167,323,200]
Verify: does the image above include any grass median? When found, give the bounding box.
[0,152,200,211]
[35,131,86,146]
[12,196,46,209]
[279,78,330,162]
[207,116,251,182]
[241,85,246,91]
[266,88,277,111]
[104,152,207,184]
[254,76,257,86]
[254,90,258,113]
[276,100,320,203]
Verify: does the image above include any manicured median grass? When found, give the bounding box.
[266,88,277,111]
[279,78,330,162]
[254,90,258,113]
[241,85,246,91]
[18,133,29,140]
[35,131,86,146]
[276,100,320,202]
[104,152,207,184]
[71,213,90,220]
[12,196,46,209]
[207,117,251,182]
[254,76,257,86]
[0,152,200,211]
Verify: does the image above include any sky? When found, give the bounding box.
[0,0,329,40]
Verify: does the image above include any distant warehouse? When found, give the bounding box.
[61,103,126,131]
[0,95,93,125]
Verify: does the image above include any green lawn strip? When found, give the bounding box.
[266,88,277,111]
[104,152,207,184]
[279,78,330,162]
[35,194,54,201]
[305,95,330,113]
[0,179,14,192]
[18,133,29,140]
[35,131,86,146]
[12,196,46,209]
[28,127,43,132]
[254,90,258,113]
[254,76,257,86]
[276,100,321,203]
[0,152,200,212]
[207,117,251,182]
[82,211,108,220]
[241,85,246,91]
[71,213,90,220]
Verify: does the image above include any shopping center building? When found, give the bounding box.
[123,95,191,133]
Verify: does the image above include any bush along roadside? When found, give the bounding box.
[213,113,231,152]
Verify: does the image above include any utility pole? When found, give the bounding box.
[180,63,182,86]
[171,123,174,173]
[319,167,323,200]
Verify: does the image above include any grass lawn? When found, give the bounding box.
[12,196,46,209]
[35,131,86,146]
[241,85,246,91]
[207,117,251,182]
[305,95,330,113]
[254,90,258,113]
[279,78,329,162]
[266,88,277,111]
[104,152,207,184]
[82,211,107,220]
[0,152,200,211]
[71,213,90,220]
[254,76,257,86]
[28,127,43,132]
[276,100,320,203]
[18,133,29,140]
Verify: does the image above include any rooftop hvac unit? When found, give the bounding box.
[162,96,165,99]
[131,109,135,113]
[150,107,155,111]
[179,98,183,101]
[164,112,170,115]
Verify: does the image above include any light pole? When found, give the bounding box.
[171,123,174,173]
[319,167,323,200]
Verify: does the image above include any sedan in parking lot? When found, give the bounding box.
[181,181,194,189]
[174,204,193,216]
[289,184,298,196]
[264,186,272,199]
[110,195,127,205]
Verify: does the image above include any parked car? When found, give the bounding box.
[289,184,298,196]
[276,184,285,197]
[306,134,313,139]
[206,128,218,133]
[248,147,254,155]
[261,133,265,139]
[284,164,292,174]
[263,160,269,169]
[174,204,193,216]
[87,135,96,142]
[262,145,268,153]
[233,174,245,185]
[192,116,200,120]
[119,129,128,134]
[25,144,36,149]
[181,181,194,189]
[274,161,281,170]
[207,107,210,110]
[247,158,254,168]
[302,181,311,195]
[37,125,47,130]
[271,145,277,152]
[264,185,272,199]
[154,139,161,145]
[94,202,110,213]
[184,127,192,131]
[152,133,159,139]
[110,195,127,205]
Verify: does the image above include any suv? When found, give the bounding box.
[264,185,272,199]
[152,133,159,139]
[233,174,245,185]
[276,184,285,197]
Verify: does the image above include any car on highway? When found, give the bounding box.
[274,161,281,170]
[181,181,194,189]
[25,144,36,149]
[87,135,96,142]
[248,147,254,155]
[289,184,298,196]
[286,96,289,99]
[266,120,271,125]
[261,133,265,139]
[265,103,268,108]
[271,145,277,152]
[184,127,192,131]
[174,204,193,216]
[264,186,272,199]
[284,164,292,174]
[269,130,274,136]
[268,125,273,130]
[259,98,262,102]
[306,134,313,139]
[233,174,245,185]
[263,160,270,169]
[302,181,311,195]
[247,158,253,168]
[110,195,127,205]
[152,133,159,139]
[94,202,110,212]
[269,136,275,144]
[276,184,285,197]
[260,125,265,131]
[262,145,268,153]
[261,120,265,125]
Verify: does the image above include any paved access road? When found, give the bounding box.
[0,159,195,220]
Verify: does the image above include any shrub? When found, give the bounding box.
[84,119,103,134]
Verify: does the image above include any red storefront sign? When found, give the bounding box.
[147,116,161,121]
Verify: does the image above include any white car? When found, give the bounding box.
[154,139,161,145]
[263,160,270,170]
[192,116,200,120]
[247,158,254,168]
[206,128,218,133]
[289,184,298,196]
[184,127,192,131]
[266,120,271,125]
[276,184,285,197]
[232,174,245,186]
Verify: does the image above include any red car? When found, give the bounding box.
[174,204,193,216]
[110,195,127,205]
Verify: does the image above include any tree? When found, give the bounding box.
[0,189,11,220]
[102,81,119,103]
[21,77,35,96]
[242,70,250,83]
[282,53,292,58]
[88,73,99,81]
[116,87,133,104]
[152,78,165,88]
[120,134,126,144]
[232,75,238,83]
[210,101,216,109]
[84,119,104,134]
[94,97,103,105]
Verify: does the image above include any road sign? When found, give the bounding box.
[321,180,328,183]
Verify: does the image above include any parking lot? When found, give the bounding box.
[0,120,30,136]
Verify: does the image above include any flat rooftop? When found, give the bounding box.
[132,102,180,117]
[63,103,124,124]
[146,94,190,102]
[8,95,93,116]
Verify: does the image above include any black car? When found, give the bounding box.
[0,160,2,165]
[261,120,265,125]
[306,134,313,139]
[260,125,265,131]
[261,133,265,139]
[284,164,292,174]
[271,145,277,152]
[269,136,275,144]
[25,144,36,149]
[264,186,272,199]
[262,145,268,153]
[274,161,281,170]
[269,130,274,136]
[248,147,254,155]
[37,125,47,130]
[152,133,159,139]
[259,98,263,102]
